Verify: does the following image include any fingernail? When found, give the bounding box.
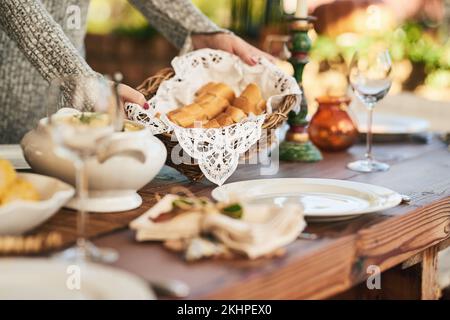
[143,102,149,110]
[250,56,259,64]
[246,58,256,66]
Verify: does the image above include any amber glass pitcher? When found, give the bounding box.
[308,96,358,152]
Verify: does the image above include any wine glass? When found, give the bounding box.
[47,75,119,263]
[347,49,392,172]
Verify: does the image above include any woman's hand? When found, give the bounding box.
[114,33,273,107]
[116,83,148,108]
[192,33,274,66]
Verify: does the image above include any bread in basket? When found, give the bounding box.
[125,49,301,185]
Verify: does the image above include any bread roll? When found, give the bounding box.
[194,93,216,104]
[168,111,196,127]
[256,99,266,114]
[168,102,209,127]
[208,83,235,103]
[168,109,180,121]
[214,113,234,127]
[225,106,246,123]
[233,97,257,115]
[196,82,235,103]
[199,96,229,119]
[186,120,209,128]
[181,103,205,119]
[233,83,266,115]
[203,119,221,128]
[240,83,263,103]
[195,82,217,97]
[167,82,266,128]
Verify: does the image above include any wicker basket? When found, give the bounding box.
[135,68,297,181]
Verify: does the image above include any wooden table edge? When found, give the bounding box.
[198,195,450,299]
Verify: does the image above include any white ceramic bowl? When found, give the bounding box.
[0,173,74,235]
[21,110,167,212]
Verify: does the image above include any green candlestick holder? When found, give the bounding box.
[279,16,322,162]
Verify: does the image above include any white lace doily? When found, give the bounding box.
[163,114,265,186]
[126,49,302,185]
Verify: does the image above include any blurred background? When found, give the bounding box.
[85,0,450,107]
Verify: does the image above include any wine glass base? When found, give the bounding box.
[65,191,142,213]
[347,159,390,173]
[53,240,119,264]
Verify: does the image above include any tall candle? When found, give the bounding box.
[283,0,297,14]
[295,0,308,18]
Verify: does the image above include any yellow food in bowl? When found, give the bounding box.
[0,158,16,196]
[59,112,111,128]
[0,159,40,206]
[1,178,40,205]
[124,121,144,132]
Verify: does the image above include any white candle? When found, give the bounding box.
[283,0,297,14]
[295,0,308,18]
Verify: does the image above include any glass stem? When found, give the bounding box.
[75,156,89,259]
[365,106,374,163]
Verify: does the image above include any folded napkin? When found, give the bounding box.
[130,194,306,260]
[203,204,305,259]
[129,195,203,241]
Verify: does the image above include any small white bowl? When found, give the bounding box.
[0,173,75,235]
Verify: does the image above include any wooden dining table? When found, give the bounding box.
[75,134,448,300]
[29,133,450,299]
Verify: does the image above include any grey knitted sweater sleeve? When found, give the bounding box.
[0,0,96,82]
[0,0,223,84]
[129,0,225,50]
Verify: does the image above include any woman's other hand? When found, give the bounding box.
[192,33,274,66]
[117,83,148,108]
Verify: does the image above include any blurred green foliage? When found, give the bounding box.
[87,0,149,36]
[87,0,281,38]
[87,1,449,89]
[310,22,450,88]
[87,0,231,36]
[193,0,231,27]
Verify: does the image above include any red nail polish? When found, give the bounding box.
[143,102,149,110]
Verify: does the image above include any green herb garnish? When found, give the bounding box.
[220,203,243,219]
[75,112,101,125]
[172,198,195,209]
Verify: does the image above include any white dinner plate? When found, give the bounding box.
[355,113,429,134]
[0,258,155,300]
[212,178,402,221]
[0,144,30,169]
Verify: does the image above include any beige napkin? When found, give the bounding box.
[130,195,306,259]
[202,204,305,259]
[129,195,203,241]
